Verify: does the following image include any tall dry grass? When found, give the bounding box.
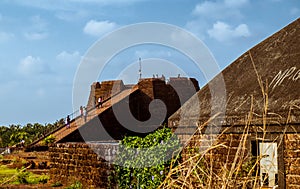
[160,51,286,188]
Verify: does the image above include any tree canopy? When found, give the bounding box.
[0,119,65,147]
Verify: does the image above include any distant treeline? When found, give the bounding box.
[0,119,65,148]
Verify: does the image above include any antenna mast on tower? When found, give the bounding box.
[139,57,142,80]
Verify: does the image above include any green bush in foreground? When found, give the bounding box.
[114,127,181,189]
[51,181,63,187]
[15,169,29,184]
[11,168,49,185]
[65,180,83,189]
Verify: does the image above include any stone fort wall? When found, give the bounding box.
[177,130,300,188]
[60,77,200,142]
[49,132,300,188]
[49,142,118,188]
[86,77,199,111]
[49,77,200,187]
[284,134,300,188]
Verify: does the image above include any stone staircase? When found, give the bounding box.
[30,87,138,146]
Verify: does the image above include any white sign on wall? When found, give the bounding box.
[259,142,278,187]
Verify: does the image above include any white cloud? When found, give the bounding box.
[0,31,14,42]
[56,51,81,63]
[24,32,48,40]
[193,0,248,20]
[207,21,251,42]
[69,0,144,4]
[193,1,220,17]
[54,51,81,76]
[187,0,250,39]
[31,15,47,29]
[55,10,89,21]
[185,20,208,40]
[18,56,47,75]
[10,0,145,12]
[24,15,48,40]
[224,0,248,7]
[83,20,118,37]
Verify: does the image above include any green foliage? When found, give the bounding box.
[0,118,65,147]
[23,173,49,184]
[235,157,257,177]
[65,180,83,189]
[51,181,63,187]
[37,174,50,184]
[9,131,30,145]
[0,165,17,183]
[0,165,49,185]
[114,127,181,189]
[42,135,56,145]
[15,169,30,184]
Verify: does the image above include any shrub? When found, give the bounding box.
[38,174,50,184]
[42,135,55,145]
[114,127,180,189]
[14,168,49,184]
[65,180,83,189]
[15,169,29,184]
[51,181,63,187]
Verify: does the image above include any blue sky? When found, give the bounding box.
[0,0,299,125]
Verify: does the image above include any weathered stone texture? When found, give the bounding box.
[169,18,300,188]
[181,133,251,188]
[184,133,248,165]
[49,143,118,188]
[63,77,199,142]
[284,134,300,188]
[87,80,126,109]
